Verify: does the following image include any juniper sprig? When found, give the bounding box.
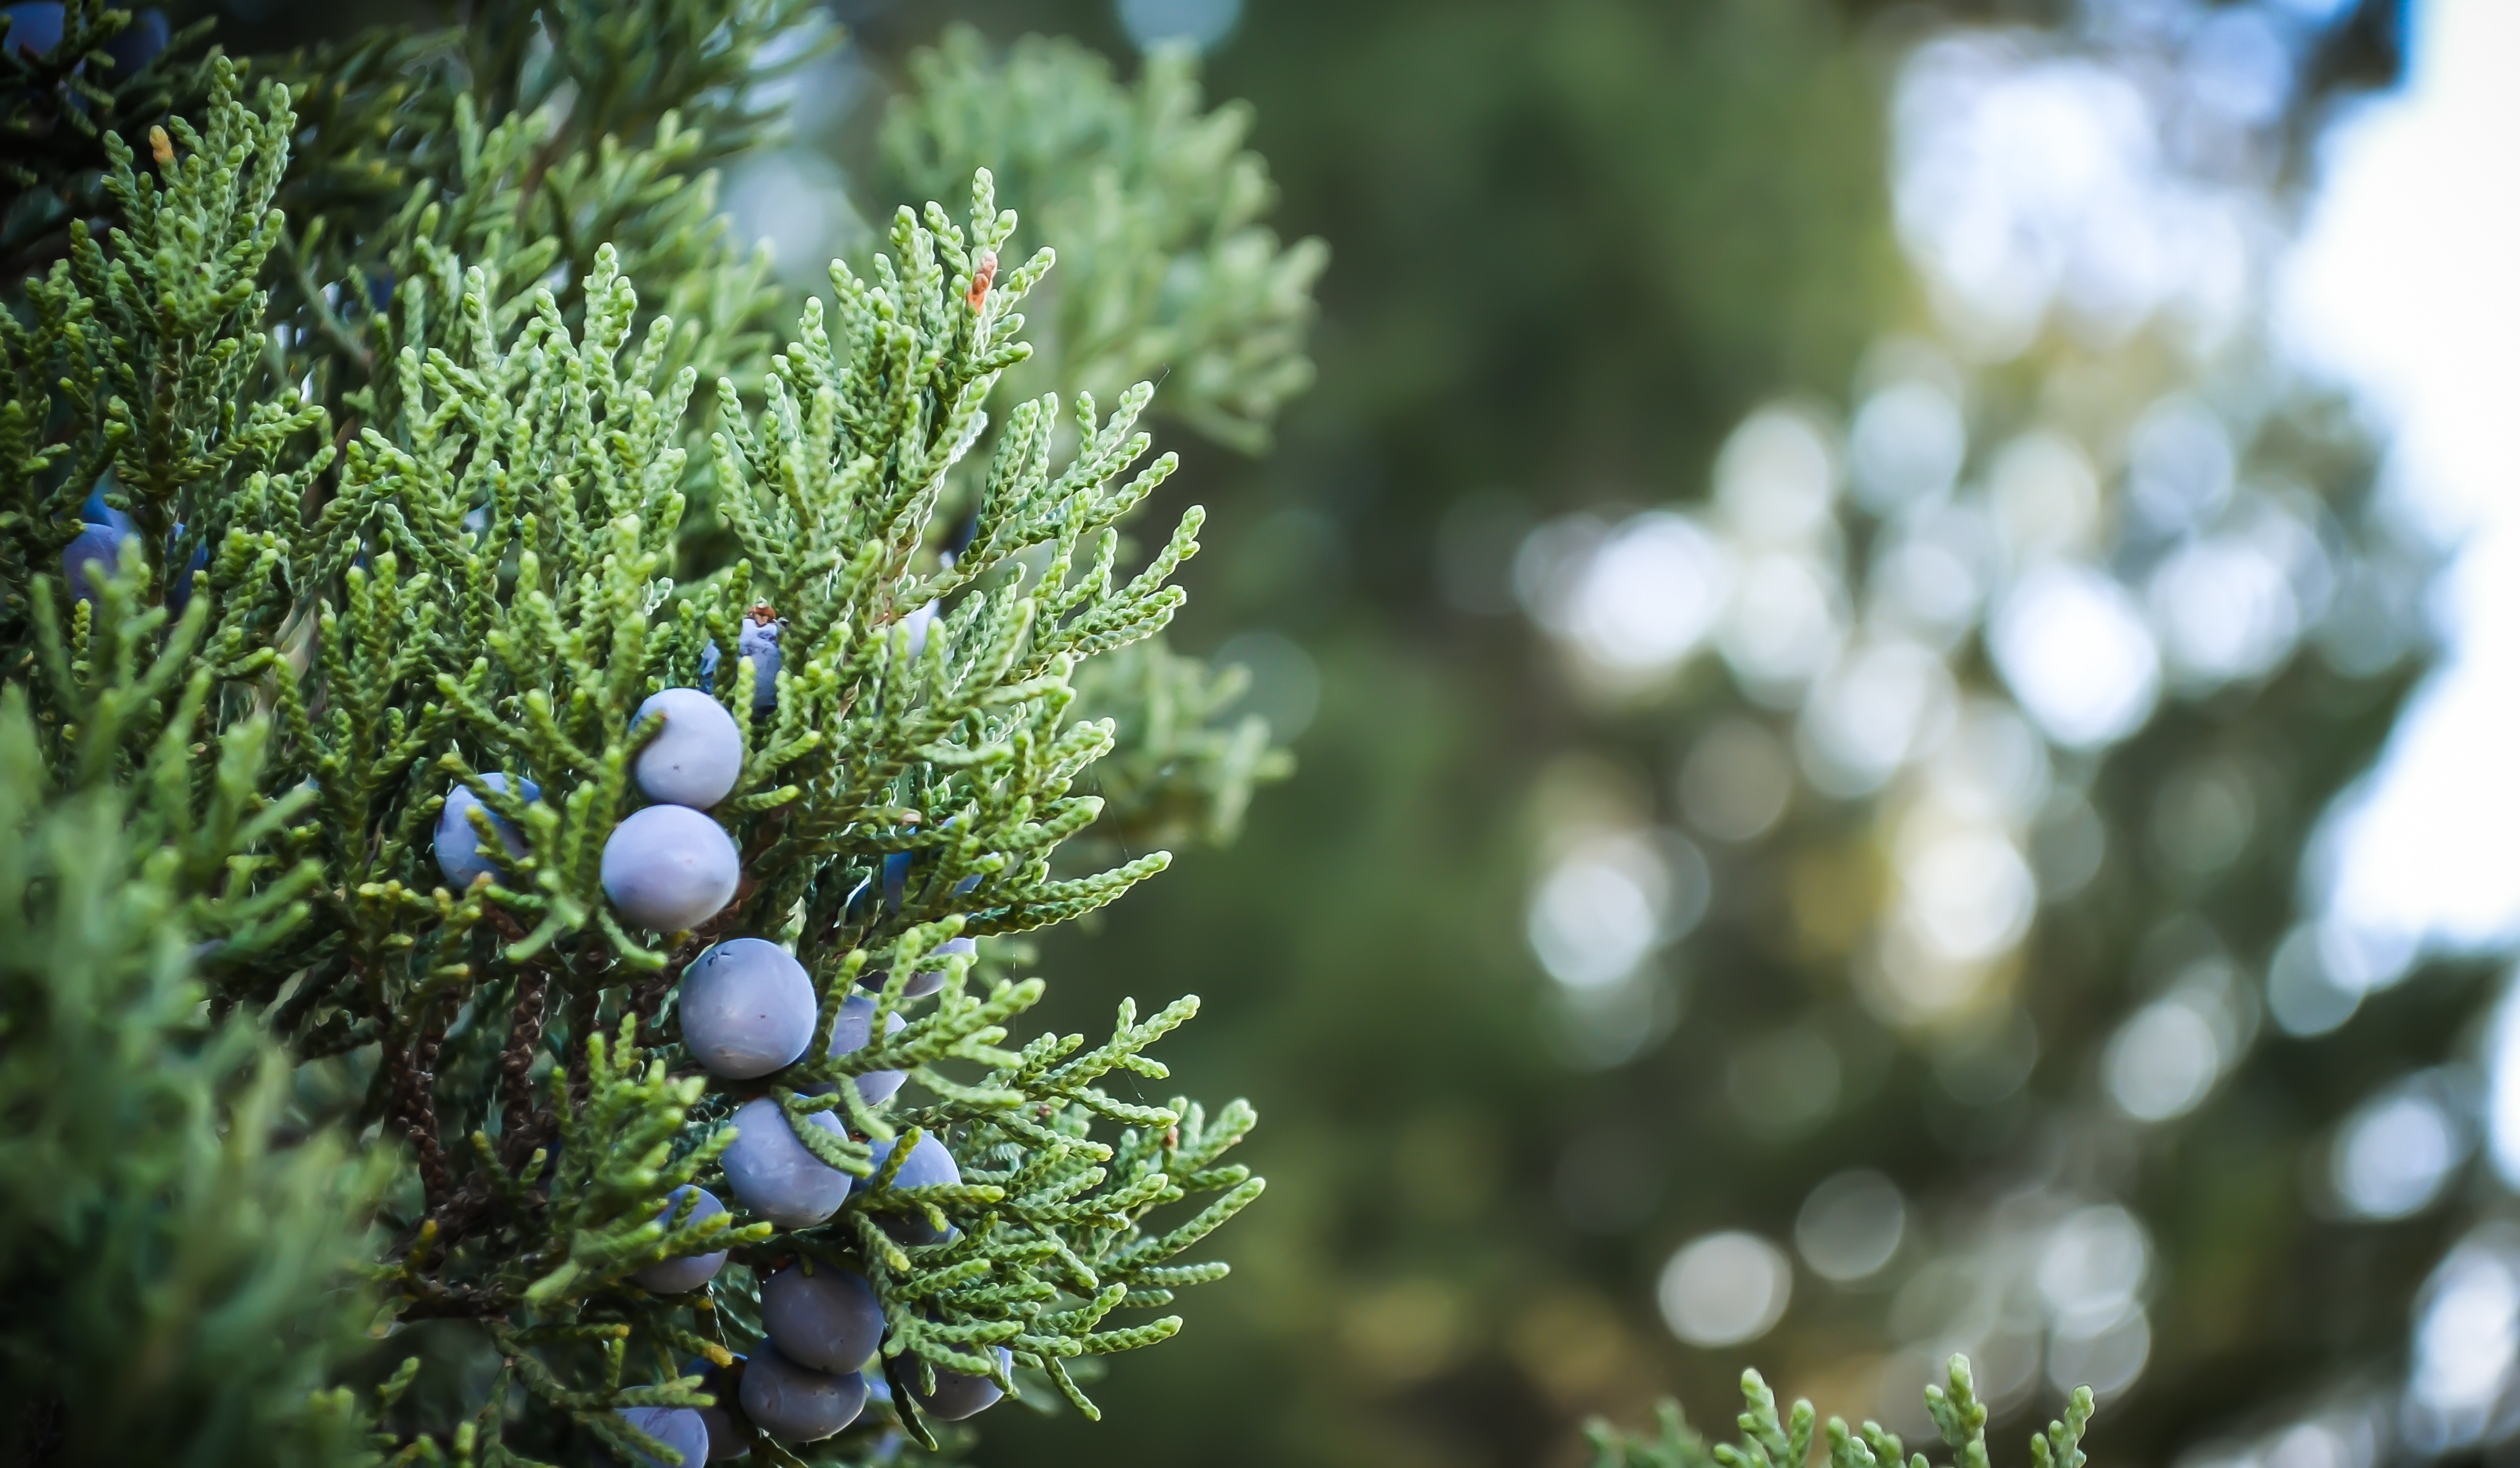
[1,9,1311,1458]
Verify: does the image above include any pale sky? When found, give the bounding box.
[2281,0,2520,952]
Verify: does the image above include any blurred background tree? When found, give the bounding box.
[21,1,2511,1466]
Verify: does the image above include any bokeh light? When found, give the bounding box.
[1795,1170,1908,1283]
[1658,1232,1794,1347]
[1989,563,2162,749]
[2405,1227,2520,1450]
[2329,1076,2469,1221]
[1526,831,1674,991]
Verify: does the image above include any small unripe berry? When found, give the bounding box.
[614,1406,710,1468]
[699,614,785,708]
[632,688,744,809]
[721,1097,852,1226]
[738,617,783,709]
[759,1264,885,1374]
[601,805,740,932]
[630,1185,728,1294]
[862,1133,960,1244]
[908,1347,1012,1422]
[737,1345,865,1443]
[678,938,815,1080]
[434,774,539,891]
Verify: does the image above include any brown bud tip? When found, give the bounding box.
[148,126,173,167]
[966,249,999,310]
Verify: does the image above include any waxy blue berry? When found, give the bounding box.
[434,774,539,892]
[630,1186,728,1295]
[632,687,743,809]
[614,1406,710,1468]
[102,8,163,73]
[4,4,63,59]
[601,805,740,932]
[721,1097,851,1227]
[860,934,975,1001]
[737,617,783,708]
[678,938,816,1080]
[61,519,129,605]
[800,994,908,1105]
[908,1347,1011,1422]
[861,1133,960,1245]
[737,1344,865,1443]
[760,1264,885,1374]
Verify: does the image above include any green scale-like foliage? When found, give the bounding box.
[259,0,823,439]
[1589,1359,2096,1468]
[2,54,1265,1464]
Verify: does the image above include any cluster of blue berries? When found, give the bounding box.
[602,686,747,930]
[616,1336,1005,1463]
[429,683,748,933]
[425,603,1002,1458]
[602,932,997,1456]
[672,935,964,1234]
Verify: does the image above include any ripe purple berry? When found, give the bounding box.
[632,688,744,809]
[908,1347,1012,1422]
[630,1185,728,1294]
[737,1345,866,1443]
[799,995,907,1106]
[678,938,815,1080]
[721,1097,852,1227]
[434,774,539,891]
[614,1406,711,1468]
[861,1133,960,1245]
[601,805,740,932]
[759,1264,885,1374]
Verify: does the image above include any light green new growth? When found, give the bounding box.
[1587,1357,2098,1468]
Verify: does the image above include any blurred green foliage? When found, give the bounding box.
[0,689,389,1466]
